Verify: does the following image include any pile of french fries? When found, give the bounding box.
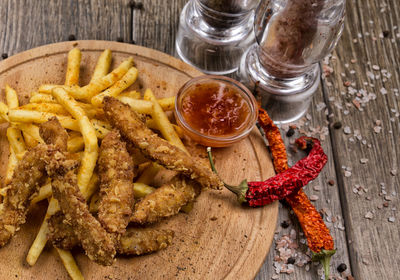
[0,48,187,280]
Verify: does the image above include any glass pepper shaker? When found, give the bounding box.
[239,0,346,123]
[176,0,260,75]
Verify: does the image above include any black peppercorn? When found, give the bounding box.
[382,30,390,38]
[68,34,76,41]
[333,121,342,129]
[116,37,124,42]
[286,127,295,137]
[337,263,347,273]
[280,220,290,228]
[287,257,296,264]
[1,53,8,59]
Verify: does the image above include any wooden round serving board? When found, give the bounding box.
[0,41,278,280]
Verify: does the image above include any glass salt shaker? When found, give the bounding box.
[176,0,260,75]
[239,0,346,123]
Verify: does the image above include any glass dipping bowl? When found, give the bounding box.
[174,75,258,147]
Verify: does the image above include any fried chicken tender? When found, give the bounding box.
[98,130,136,235]
[0,144,60,247]
[131,175,201,224]
[102,97,223,190]
[48,160,116,266]
[39,116,68,151]
[47,211,79,250]
[118,228,174,255]
[48,214,174,256]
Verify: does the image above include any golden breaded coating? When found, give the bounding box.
[118,228,174,255]
[98,130,135,235]
[39,116,68,151]
[48,161,116,266]
[48,222,174,256]
[47,211,79,250]
[102,97,223,190]
[131,175,201,225]
[0,144,60,247]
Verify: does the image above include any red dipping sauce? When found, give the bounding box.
[175,75,258,147]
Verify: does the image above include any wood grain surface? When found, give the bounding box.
[321,0,400,279]
[0,0,398,279]
[0,41,278,280]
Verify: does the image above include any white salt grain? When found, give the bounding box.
[365,211,374,219]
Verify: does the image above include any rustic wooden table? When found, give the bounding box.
[0,1,398,279]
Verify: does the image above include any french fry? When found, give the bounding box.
[22,132,37,148]
[119,90,141,99]
[143,88,187,152]
[157,96,175,111]
[29,93,57,103]
[30,180,52,204]
[7,127,26,156]
[9,109,69,125]
[8,110,109,137]
[81,172,99,199]
[18,103,70,115]
[90,118,111,139]
[91,67,138,107]
[136,162,162,185]
[117,96,153,114]
[65,48,81,86]
[89,192,100,213]
[90,182,154,213]
[0,101,10,122]
[4,148,18,185]
[55,248,84,280]
[15,123,44,147]
[90,49,112,82]
[146,119,184,138]
[133,182,156,198]
[83,57,134,100]
[26,197,59,266]
[51,87,98,191]
[67,135,84,153]
[40,56,133,100]
[5,85,19,109]
[3,86,23,185]
[39,85,87,100]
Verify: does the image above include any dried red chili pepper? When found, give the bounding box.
[207,136,327,206]
[257,106,335,279]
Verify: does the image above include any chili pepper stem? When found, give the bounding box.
[321,255,331,280]
[207,147,248,204]
[312,249,336,280]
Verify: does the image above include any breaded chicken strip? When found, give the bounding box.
[48,160,116,266]
[48,214,174,256]
[131,175,201,224]
[47,211,79,250]
[102,97,223,190]
[0,118,67,247]
[98,130,135,235]
[0,144,60,247]
[118,228,174,255]
[39,116,68,151]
